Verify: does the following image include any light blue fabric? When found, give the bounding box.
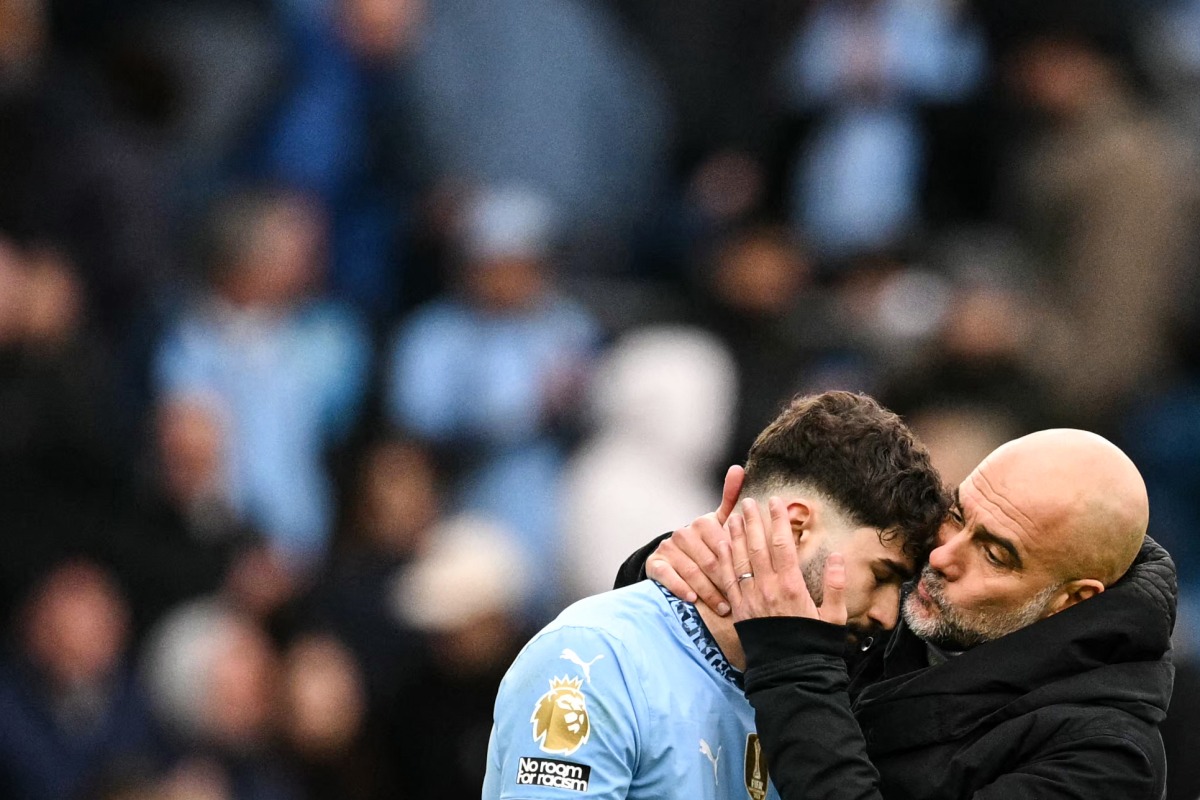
[385,295,601,616]
[796,105,923,258]
[406,0,668,233]
[155,301,371,561]
[780,0,984,259]
[782,0,984,108]
[483,581,782,799]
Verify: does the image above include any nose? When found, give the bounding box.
[869,587,902,632]
[928,528,963,580]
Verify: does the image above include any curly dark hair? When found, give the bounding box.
[742,391,949,561]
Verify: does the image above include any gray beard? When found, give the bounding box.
[902,565,1058,650]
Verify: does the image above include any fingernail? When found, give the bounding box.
[717,602,731,616]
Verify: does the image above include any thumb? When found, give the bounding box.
[714,465,746,525]
[819,552,848,626]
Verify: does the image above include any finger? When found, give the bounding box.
[819,552,848,626]
[646,554,696,603]
[672,516,730,612]
[651,537,728,614]
[728,511,752,581]
[683,514,732,584]
[716,539,743,614]
[714,465,746,525]
[767,496,799,573]
[741,498,773,580]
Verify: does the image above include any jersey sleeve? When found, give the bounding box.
[484,625,646,799]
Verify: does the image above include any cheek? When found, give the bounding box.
[841,580,874,619]
[944,573,1009,611]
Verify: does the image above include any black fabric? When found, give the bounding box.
[736,537,1176,800]
[613,532,669,590]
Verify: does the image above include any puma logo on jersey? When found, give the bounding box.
[560,649,605,684]
[700,739,722,786]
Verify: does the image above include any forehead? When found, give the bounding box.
[957,462,1067,569]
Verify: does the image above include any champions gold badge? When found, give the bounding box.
[744,733,770,800]
[531,676,591,755]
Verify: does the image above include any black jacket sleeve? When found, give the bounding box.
[612,532,671,590]
[737,616,884,800]
[736,618,1163,800]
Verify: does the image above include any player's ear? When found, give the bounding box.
[785,499,814,545]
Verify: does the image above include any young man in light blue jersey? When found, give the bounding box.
[483,391,948,799]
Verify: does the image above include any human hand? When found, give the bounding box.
[646,465,744,615]
[719,497,847,625]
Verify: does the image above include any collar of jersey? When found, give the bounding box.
[654,581,744,689]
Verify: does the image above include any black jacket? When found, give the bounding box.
[615,536,1177,799]
[738,537,1175,799]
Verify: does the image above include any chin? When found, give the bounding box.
[902,595,932,626]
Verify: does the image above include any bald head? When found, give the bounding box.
[975,429,1148,586]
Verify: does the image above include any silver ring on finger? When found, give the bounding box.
[737,572,754,582]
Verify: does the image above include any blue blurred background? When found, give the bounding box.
[3,0,1200,797]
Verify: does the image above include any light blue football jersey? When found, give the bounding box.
[482,581,781,799]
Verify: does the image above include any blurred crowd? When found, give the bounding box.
[3,0,1200,798]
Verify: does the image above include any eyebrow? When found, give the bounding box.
[879,558,914,580]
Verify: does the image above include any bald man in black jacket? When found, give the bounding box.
[618,429,1174,799]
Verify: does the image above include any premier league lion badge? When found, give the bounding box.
[531,676,591,755]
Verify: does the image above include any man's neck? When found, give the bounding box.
[696,601,745,671]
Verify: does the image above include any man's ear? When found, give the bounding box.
[1045,579,1105,616]
[784,499,815,546]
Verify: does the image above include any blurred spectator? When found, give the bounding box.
[278,633,378,800]
[142,600,300,800]
[560,326,736,599]
[0,561,158,800]
[389,516,533,799]
[885,273,1053,431]
[0,236,127,623]
[825,253,954,392]
[301,436,437,707]
[613,0,804,174]
[610,1,808,235]
[0,239,119,497]
[279,436,441,797]
[154,187,372,568]
[998,0,1199,427]
[384,186,603,618]
[0,0,180,354]
[699,224,855,464]
[779,0,986,262]
[248,0,423,321]
[103,396,269,637]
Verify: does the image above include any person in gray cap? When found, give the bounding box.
[384,185,603,621]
